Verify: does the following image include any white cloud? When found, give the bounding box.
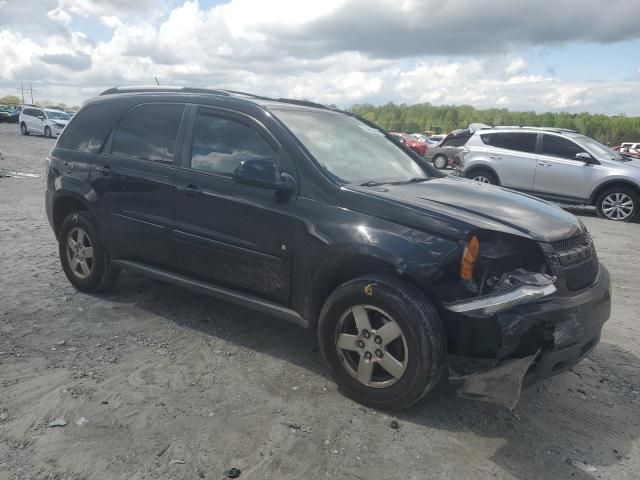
[0,0,639,115]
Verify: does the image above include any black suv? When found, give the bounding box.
[46,87,611,410]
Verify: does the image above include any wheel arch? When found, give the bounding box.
[589,179,640,206]
[52,192,91,239]
[464,164,501,185]
[306,250,434,328]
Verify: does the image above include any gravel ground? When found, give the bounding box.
[1,122,639,480]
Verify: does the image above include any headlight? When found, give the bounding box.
[54,122,65,128]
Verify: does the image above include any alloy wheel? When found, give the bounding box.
[601,192,634,220]
[434,156,447,169]
[66,227,94,279]
[473,175,491,184]
[335,305,409,388]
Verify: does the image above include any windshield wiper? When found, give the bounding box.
[360,180,383,186]
[388,177,430,185]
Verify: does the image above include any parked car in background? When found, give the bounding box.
[389,132,428,156]
[0,107,11,123]
[456,126,640,221]
[426,134,445,145]
[20,107,71,138]
[426,128,473,169]
[45,85,610,410]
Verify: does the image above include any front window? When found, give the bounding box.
[45,110,70,120]
[574,135,630,162]
[273,108,427,185]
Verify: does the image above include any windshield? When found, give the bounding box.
[273,108,428,184]
[46,110,70,120]
[575,135,629,162]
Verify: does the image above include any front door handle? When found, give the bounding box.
[537,162,552,167]
[178,184,202,196]
[489,155,502,160]
[95,165,111,175]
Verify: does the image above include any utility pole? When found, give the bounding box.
[17,82,25,103]
[29,82,35,104]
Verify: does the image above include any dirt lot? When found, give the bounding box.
[1,122,639,480]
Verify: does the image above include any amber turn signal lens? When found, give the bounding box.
[460,236,480,281]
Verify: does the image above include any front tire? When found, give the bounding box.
[44,126,52,138]
[466,168,498,185]
[20,122,29,135]
[58,211,120,293]
[318,275,446,410]
[596,187,639,222]
[433,155,448,169]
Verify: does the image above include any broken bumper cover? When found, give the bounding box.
[448,264,611,408]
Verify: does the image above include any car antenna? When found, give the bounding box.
[154,76,160,86]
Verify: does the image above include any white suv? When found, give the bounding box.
[456,126,640,222]
[20,107,70,138]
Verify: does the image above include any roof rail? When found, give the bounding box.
[275,98,332,110]
[491,125,577,134]
[99,85,231,96]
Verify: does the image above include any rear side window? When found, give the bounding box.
[189,112,278,176]
[542,135,585,159]
[57,102,124,154]
[481,132,537,153]
[112,103,185,163]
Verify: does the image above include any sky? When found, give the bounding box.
[0,0,639,114]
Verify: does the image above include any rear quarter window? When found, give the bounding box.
[57,102,124,154]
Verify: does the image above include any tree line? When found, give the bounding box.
[349,102,640,145]
[0,95,80,111]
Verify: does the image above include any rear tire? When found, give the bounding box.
[466,168,498,185]
[433,155,448,169]
[318,275,446,410]
[20,122,29,135]
[595,187,639,222]
[58,211,120,293]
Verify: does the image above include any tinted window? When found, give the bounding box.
[24,108,39,117]
[57,102,125,154]
[112,103,185,163]
[190,113,278,176]
[542,135,584,159]
[440,136,468,147]
[481,132,537,153]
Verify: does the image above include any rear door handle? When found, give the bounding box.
[95,165,111,175]
[537,162,552,167]
[178,184,202,196]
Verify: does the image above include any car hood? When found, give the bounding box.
[343,176,583,242]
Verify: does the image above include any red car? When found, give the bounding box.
[389,132,428,156]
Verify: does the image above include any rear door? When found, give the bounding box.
[479,132,538,190]
[533,134,595,201]
[93,102,187,268]
[173,105,297,304]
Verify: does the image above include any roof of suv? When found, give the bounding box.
[98,85,334,113]
[475,125,580,137]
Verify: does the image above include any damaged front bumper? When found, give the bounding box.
[443,264,611,409]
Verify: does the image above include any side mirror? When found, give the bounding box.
[575,152,598,164]
[233,158,295,192]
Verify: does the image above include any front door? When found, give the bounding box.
[173,106,296,304]
[533,134,596,201]
[91,102,187,268]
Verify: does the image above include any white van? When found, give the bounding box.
[19,107,71,138]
